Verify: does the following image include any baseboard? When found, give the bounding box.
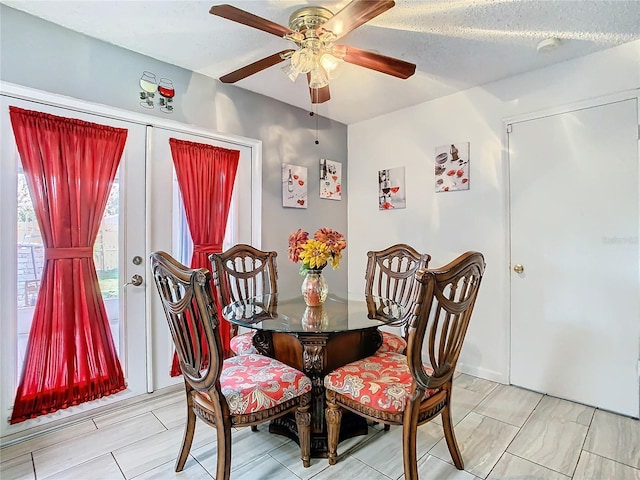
[456,362,508,384]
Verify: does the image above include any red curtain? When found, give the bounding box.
[169,138,239,374]
[9,107,127,423]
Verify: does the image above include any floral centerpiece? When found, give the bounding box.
[288,228,347,275]
[288,228,346,306]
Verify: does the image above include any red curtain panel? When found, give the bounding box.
[9,107,127,423]
[169,138,239,374]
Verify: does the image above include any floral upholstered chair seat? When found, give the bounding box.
[324,352,439,412]
[229,331,257,355]
[194,354,312,415]
[377,330,407,354]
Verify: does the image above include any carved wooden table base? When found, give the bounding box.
[252,328,382,457]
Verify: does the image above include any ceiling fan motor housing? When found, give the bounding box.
[288,7,334,43]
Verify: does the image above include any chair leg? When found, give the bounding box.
[325,392,343,465]
[442,404,464,469]
[384,423,391,431]
[216,416,233,480]
[175,393,196,472]
[251,425,258,432]
[295,394,312,468]
[402,398,422,480]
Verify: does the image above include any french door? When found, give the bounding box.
[0,95,148,436]
[509,95,639,417]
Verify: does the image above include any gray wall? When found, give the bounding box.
[0,5,349,296]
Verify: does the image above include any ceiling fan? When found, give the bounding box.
[209,1,417,104]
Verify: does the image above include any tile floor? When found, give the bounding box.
[1,374,639,479]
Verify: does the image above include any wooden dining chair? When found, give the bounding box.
[326,251,486,479]
[150,251,311,478]
[209,244,278,356]
[365,244,431,354]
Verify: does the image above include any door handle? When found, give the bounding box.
[513,264,524,274]
[124,274,143,287]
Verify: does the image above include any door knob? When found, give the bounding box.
[513,264,524,274]
[124,274,143,287]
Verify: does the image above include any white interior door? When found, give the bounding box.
[509,97,640,417]
[0,94,148,436]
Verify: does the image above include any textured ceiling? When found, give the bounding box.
[3,0,640,124]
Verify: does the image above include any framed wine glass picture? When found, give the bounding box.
[378,166,406,210]
[282,164,307,208]
[320,159,342,200]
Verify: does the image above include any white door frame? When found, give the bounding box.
[502,89,640,416]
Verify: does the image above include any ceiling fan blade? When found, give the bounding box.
[317,0,395,40]
[308,79,331,104]
[210,4,294,37]
[220,50,295,83]
[339,45,416,79]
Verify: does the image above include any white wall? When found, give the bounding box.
[347,40,640,383]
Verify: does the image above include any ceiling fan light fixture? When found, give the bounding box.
[308,67,329,89]
[319,52,342,74]
[291,48,315,74]
[281,62,301,82]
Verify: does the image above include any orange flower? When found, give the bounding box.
[314,228,346,257]
[288,228,309,263]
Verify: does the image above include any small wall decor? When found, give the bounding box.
[378,166,406,210]
[138,71,175,113]
[283,164,307,208]
[435,142,469,192]
[320,159,342,200]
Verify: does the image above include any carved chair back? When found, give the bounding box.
[209,244,278,338]
[365,244,431,339]
[407,251,486,391]
[150,251,223,394]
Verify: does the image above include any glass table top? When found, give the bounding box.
[221,293,404,334]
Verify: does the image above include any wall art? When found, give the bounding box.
[435,142,469,192]
[283,164,307,208]
[138,71,175,113]
[320,159,342,200]
[378,166,406,210]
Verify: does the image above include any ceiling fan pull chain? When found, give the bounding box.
[315,102,319,145]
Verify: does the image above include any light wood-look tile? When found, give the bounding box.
[454,374,499,397]
[0,419,97,462]
[487,452,570,479]
[507,415,588,476]
[583,409,640,469]
[113,422,214,479]
[350,423,443,479]
[93,390,183,429]
[232,454,300,480]
[151,400,187,430]
[530,396,594,426]
[474,385,542,427]
[0,453,35,480]
[32,412,166,479]
[415,454,478,480]
[268,439,333,480]
[430,412,519,479]
[191,425,289,474]
[311,455,393,480]
[44,453,125,480]
[573,451,640,480]
[3,374,638,480]
[131,456,213,479]
[432,386,489,426]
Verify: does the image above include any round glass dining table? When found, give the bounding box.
[221,293,405,458]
